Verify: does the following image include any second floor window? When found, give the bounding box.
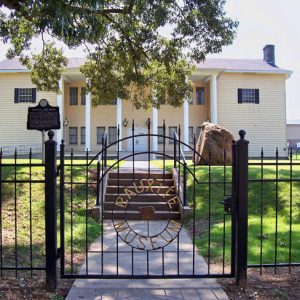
[238,89,259,104]
[196,87,205,105]
[81,87,86,105]
[70,87,78,105]
[14,88,36,103]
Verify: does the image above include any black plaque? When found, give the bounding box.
[27,100,60,131]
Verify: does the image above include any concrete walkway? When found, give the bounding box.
[66,162,229,300]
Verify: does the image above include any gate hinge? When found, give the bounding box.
[219,196,232,213]
[56,247,61,259]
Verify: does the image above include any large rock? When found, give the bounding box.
[194,122,234,165]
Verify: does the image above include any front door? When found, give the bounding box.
[127,127,148,152]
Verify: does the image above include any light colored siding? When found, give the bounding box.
[0,73,57,148]
[217,73,287,157]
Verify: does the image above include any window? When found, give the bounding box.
[81,87,86,105]
[196,87,205,105]
[158,126,164,144]
[238,89,259,104]
[108,126,117,144]
[69,127,78,145]
[69,87,78,105]
[189,127,194,144]
[97,127,105,144]
[14,88,36,103]
[169,126,177,144]
[80,127,85,145]
[111,99,117,105]
[196,127,201,140]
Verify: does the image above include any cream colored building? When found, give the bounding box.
[0,45,292,156]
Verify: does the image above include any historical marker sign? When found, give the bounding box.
[27,99,60,131]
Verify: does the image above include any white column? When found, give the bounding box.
[183,99,189,151]
[152,107,158,152]
[210,74,218,124]
[85,79,91,150]
[57,78,63,146]
[117,97,122,150]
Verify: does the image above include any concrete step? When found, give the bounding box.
[104,194,178,202]
[103,201,179,211]
[108,172,173,179]
[103,210,180,220]
[107,178,175,186]
[106,185,174,194]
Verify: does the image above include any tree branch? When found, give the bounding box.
[0,0,24,10]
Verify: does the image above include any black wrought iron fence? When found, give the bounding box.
[247,147,300,274]
[0,148,46,277]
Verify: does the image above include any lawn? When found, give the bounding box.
[152,159,300,271]
[1,156,299,277]
[0,158,113,277]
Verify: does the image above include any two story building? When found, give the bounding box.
[0,45,292,156]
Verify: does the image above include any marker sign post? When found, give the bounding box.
[27,99,60,162]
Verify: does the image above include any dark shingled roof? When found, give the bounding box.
[0,57,86,70]
[0,57,291,75]
[195,58,291,74]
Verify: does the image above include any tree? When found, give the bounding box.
[0,0,238,109]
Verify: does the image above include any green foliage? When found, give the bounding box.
[21,43,68,93]
[0,0,238,108]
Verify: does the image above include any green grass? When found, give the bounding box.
[0,158,116,277]
[2,156,299,276]
[152,159,300,267]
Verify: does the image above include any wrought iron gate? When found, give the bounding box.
[59,121,248,281]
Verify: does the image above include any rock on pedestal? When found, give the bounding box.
[194,122,234,165]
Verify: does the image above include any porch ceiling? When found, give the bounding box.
[63,69,85,82]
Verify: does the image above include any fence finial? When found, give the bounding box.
[48,130,55,140]
[239,129,246,140]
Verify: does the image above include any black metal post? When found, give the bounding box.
[234,130,249,286]
[45,130,57,291]
[174,133,177,168]
[59,140,65,278]
[183,162,187,206]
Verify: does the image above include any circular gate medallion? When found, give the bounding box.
[112,178,183,251]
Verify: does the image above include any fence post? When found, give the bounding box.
[45,130,57,291]
[234,130,249,286]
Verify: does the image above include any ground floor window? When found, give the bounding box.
[189,127,194,144]
[158,126,164,144]
[69,127,78,145]
[97,127,106,144]
[80,127,85,145]
[108,126,117,144]
[196,127,201,141]
[169,126,177,144]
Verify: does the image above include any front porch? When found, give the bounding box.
[56,69,220,153]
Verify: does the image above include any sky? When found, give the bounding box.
[0,0,299,121]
